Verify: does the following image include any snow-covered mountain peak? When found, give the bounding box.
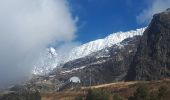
[48,47,57,56]
[32,48,59,75]
[33,27,146,75]
[67,27,146,61]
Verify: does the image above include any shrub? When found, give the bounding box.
[85,88,111,100]
[0,90,41,100]
[85,89,93,100]
[149,91,158,100]
[158,86,168,100]
[113,94,124,100]
[128,84,150,100]
[75,95,83,100]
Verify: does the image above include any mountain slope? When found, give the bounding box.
[126,9,170,81]
[33,28,146,75]
[46,36,142,87]
[33,48,60,75]
[67,28,145,61]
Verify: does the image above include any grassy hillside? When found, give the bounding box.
[41,79,170,100]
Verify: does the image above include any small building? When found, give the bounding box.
[69,76,81,83]
[57,76,81,91]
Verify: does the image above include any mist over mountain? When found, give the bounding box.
[0,0,77,89]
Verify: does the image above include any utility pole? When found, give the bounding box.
[90,68,92,87]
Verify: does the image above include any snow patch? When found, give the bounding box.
[60,66,86,74]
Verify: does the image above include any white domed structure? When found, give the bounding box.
[69,76,81,83]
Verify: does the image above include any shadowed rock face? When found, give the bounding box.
[126,9,170,81]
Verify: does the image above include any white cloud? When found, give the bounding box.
[137,0,170,24]
[0,0,77,88]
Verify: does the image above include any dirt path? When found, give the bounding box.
[81,81,138,89]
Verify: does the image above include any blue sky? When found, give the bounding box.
[68,0,170,43]
[68,0,148,43]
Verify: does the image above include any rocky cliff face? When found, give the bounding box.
[126,9,170,81]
